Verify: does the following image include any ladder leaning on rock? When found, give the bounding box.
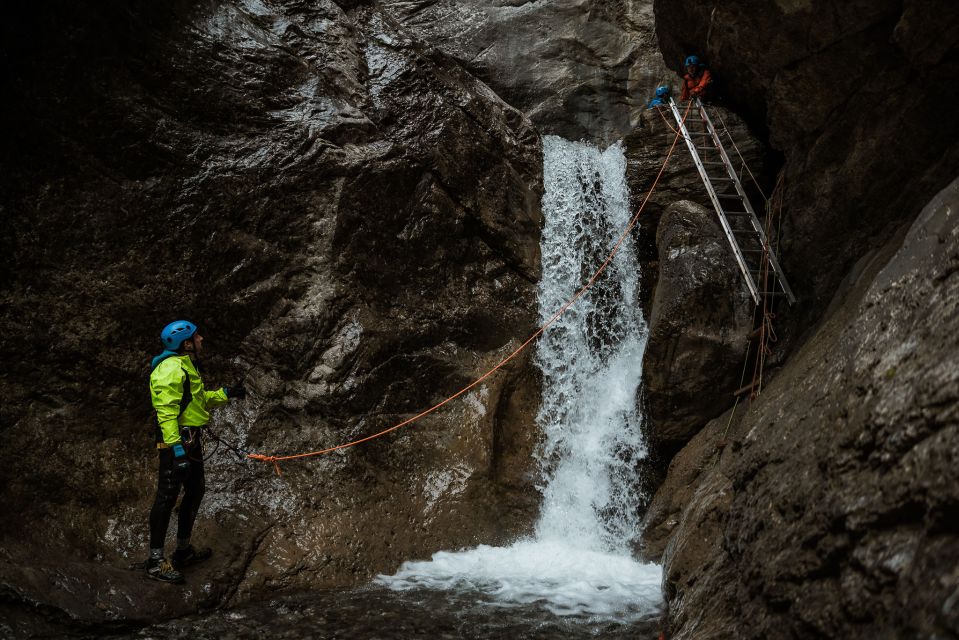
[668,97,796,306]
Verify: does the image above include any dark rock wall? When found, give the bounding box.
[3,0,954,635]
[377,0,777,462]
[642,1,959,637]
[0,0,543,625]
[381,0,670,144]
[638,0,959,459]
[646,177,959,639]
[655,0,959,329]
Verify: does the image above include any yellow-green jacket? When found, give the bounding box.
[150,354,228,447]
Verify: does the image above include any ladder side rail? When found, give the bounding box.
[697,99,797,304]
[670,99,761,304]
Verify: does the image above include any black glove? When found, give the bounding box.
[224,385,247,399]
[172,444,190,476]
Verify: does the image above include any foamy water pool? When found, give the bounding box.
[378,540,662,622]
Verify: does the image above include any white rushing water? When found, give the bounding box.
[378,137,662,622]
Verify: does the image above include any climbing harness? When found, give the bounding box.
[667,97,795,306]
[247,104,694,474]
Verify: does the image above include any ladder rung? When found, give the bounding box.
[708,177,735,182]
[701,161,726,166]
[723,211,752,216]
[717,193,743,198]
[686,132,713,136]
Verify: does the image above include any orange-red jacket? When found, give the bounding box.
[680,68,712,101]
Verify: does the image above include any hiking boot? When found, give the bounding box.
[171,545,212,570]
[146,558,184,584]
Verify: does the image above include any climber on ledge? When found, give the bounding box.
[647,85,671,108]
[145,320,247,583]
[680,55,712,102]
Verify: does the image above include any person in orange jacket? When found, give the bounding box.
[680,55,712,101]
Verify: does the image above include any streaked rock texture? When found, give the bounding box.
[382,0,669,143]
[0,0,542,629]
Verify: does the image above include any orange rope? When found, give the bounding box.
[248,104,692,473]
[655,106,680,135]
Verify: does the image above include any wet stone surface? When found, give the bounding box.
[113,587,662,640]
[0,0,544,621]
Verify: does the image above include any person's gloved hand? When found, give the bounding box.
[224,385,247,399]
[172,444,190,476]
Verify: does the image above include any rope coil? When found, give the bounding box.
[247,104,693,474]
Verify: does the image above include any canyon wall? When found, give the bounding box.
[0,0,543,629]
[382,0,667,143]
[3,0,956,636]
[643,1,959,637]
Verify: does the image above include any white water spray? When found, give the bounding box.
[379,137,662,621]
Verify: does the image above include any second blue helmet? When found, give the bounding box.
[685,55,701,66]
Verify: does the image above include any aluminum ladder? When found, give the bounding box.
[667,97,796,306]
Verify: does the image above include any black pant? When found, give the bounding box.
[149,433,205,549]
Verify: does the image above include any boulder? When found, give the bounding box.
[642,200,753,450]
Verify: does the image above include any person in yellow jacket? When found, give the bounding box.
[146,320,246,583]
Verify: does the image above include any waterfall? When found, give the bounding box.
[533,135,648,552]
[378,136,662,622]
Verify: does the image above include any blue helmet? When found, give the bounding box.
[160,320,197,351]
[685,55,701,67]
[655,85,670,98]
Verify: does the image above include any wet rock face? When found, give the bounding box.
[379,1,772,465]
[622,101,764,462]
[654,0,959,328]
[0,0,542,626]
[642,200,752,450]
[641,2,959,636]
[645,178,959,639]
[623,100,767,322]
[381,0,670,143]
